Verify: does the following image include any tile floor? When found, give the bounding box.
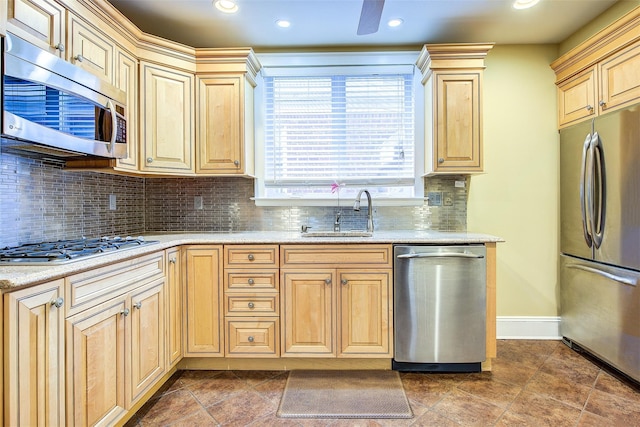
[125,340,640,426]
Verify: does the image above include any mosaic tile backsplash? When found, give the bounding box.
[1,153,468,247]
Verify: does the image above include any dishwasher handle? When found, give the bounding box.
[397,252,485,259]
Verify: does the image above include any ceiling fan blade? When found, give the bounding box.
[357,0,385,35]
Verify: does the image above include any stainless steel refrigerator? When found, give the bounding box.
[560,103,640,384]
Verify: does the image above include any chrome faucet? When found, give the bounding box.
[353,189,374,233]
[334,211,341,232]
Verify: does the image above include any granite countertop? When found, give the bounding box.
[0,230,503,290]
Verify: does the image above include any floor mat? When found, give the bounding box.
[276,370,413,419]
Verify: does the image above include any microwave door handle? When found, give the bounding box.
[106,100,117,154]
[580,133,593,248]
[591,133,605,249]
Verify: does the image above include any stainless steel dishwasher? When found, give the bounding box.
[393,245,486,372]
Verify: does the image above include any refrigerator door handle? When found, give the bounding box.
[567,263,637,286]
[591,132,605,249]
[580,133,593,248]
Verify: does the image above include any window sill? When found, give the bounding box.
[252,197,426,207]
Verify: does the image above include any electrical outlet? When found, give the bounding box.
[194,196,203,210]
[427,192,442,206]
[443,194,453,206]
[109,194,117,210]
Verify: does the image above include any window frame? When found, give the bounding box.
[253,51,424,207]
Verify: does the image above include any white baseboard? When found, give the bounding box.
[496,316,561,340]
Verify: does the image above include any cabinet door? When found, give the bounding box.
[432,72,482,172]
[7,0,65,56]
[166,247,183,368]
[185,246,223,356]
[66,296,127,426]
[599,42,640,114]
[68,13,114,83]
[115,48,139,171]
[281,270,335,357]
[140,62,194,173]
[338,270,392,357]
[196,75,243,174]
[557,67,597,127]
[4,280,65,426]
[128,278,166,406]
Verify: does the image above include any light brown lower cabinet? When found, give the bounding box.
[4,279,66,426]
[65,277,165,426]
[166,247,183,368]
[184,245,224,356]
[279,244,393,359]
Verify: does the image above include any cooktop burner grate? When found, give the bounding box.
[0,236,158,265]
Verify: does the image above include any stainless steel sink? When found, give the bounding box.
[300,230,373,238]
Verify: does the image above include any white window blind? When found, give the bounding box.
[254,53,423,205]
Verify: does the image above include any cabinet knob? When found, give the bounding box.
[325,278,332,285]
[438,158,445,164]
[74,54,84,63]
[341,279,348,286]
[234,160,240,166]
[599,100,606,107]
[51,297,64,308]
[248,278,255,285]
[133,302,142,309]
[247,336,255,342]
[147,157,153,163]
[586,104,594,111]
[169,257,177,264]
[248,302,255,309]
[121,308,130,316]
[247,254,255,261]
[55,43,65,52]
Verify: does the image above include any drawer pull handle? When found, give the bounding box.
[55,43,65,52]
[169,257,177,264]
[599,100,606,108]
[325,278,331,285]
[248,278,255,285]
[248,254,255,261]
[74,54,84,62]
[51,297,64,308]
[341,279,348,286]
[248,336,255,343]
[133,302,142,309]
[586,104,594,111]
[121,308,130,316]
[248,302,255,308]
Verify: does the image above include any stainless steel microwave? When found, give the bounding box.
[1,33,128,159]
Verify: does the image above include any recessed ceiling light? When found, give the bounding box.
[214,0,238,14]
[513,0,540,10]
[276,19,291,28]
[387,18,403,28]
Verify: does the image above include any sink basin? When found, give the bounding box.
[301,231,373,238]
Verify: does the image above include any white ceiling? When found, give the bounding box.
[107,0,620,50]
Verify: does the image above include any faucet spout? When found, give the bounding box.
[353,189,374,233]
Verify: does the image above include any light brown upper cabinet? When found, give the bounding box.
[195,49,261,176]
[6,0,66,56]
[140,61,195,174]
[68,12,115,84]
[417,43,494,175]
[552,9,640,128]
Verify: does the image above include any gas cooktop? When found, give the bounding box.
[0,236,159,265]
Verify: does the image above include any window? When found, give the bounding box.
[254,53,424,206]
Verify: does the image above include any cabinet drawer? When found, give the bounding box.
[65,251,165,317]
[226,318,279,357]
[225,270,278,291]
[225,294,279,316]
[224,245,279,268]
[281,245,392,268]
